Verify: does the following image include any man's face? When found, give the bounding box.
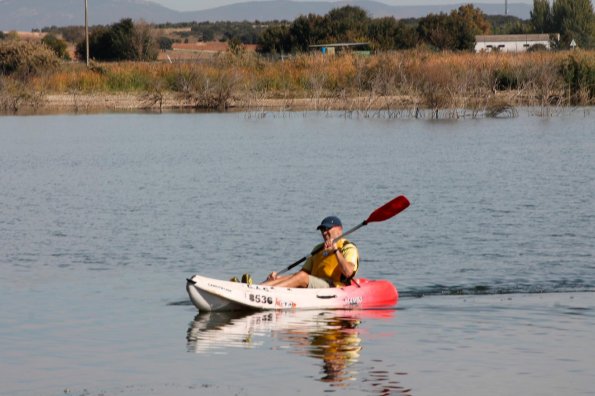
[321,226,342,241]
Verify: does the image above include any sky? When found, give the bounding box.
[151,0,533,12]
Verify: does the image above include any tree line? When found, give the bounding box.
[18,0,595,62]
[257,5,493,53]
[257,1,594,54]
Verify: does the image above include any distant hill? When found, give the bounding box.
[0,0,180,31]
[186,1,531,23]
[0,0,532,31]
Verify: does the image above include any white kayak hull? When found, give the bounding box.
[186,274,398,312]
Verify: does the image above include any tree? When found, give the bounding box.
[487,15,526,34]
[417,13,456,50]
[41,26,85,44]
[368,17,400,50]
[109,18,136,60]
[257,25,291,54]
[130,20,159,61]
[75,19,159,61]
[417,5,490,51]
[41,34,70,60]
[368,17,418,50]
[201,27,215,42]
[60,26,86,44]
[187,21,265,44]
[158,36,173,51]
[551,0,595,48]
[228,37,245,56]
[531,0,553,33]
[454,4,492,35]
[395,23,419,49]
[75,26,110,61]
[323,6,371,43]
[450,4,491,50]
[289,14,324,51]
[508,21,534,34]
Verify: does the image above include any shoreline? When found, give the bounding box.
[2,91,542,117]
[43,92,420,112]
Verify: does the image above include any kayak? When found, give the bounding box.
[186,275,398,311]
[186,274,398,312]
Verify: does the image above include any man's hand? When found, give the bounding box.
[266,271,278,281]
[323,238,338,255]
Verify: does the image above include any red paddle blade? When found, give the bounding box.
[365,195,410,224]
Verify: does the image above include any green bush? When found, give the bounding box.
[527,43,548,52]
[493,67,519,90]
[0,40,60,77]
[158,36,173,51]
[42,34,70,60]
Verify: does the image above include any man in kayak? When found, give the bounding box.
[263,216,359,288]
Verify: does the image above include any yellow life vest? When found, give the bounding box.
[308,239,358,286]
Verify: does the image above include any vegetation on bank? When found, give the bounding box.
[1,42,594,116]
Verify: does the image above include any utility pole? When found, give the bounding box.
[505,0,508,15]
[85,0,89,67]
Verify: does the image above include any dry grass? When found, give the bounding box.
[2,49,595,115]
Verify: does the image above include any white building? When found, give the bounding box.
[475,34,558,53]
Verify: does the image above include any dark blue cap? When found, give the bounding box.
[317,216,342,231]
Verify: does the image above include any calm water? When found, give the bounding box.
[1,110,594,395]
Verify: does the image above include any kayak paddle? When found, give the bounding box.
[277,195,410,275]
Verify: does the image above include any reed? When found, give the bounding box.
[0,76,46,113]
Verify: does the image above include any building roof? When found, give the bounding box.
[475,34,554,43]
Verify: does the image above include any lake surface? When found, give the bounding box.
[1,110,594,395]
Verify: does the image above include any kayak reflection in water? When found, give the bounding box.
[263,216,360,288]
[186,310,371,385]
